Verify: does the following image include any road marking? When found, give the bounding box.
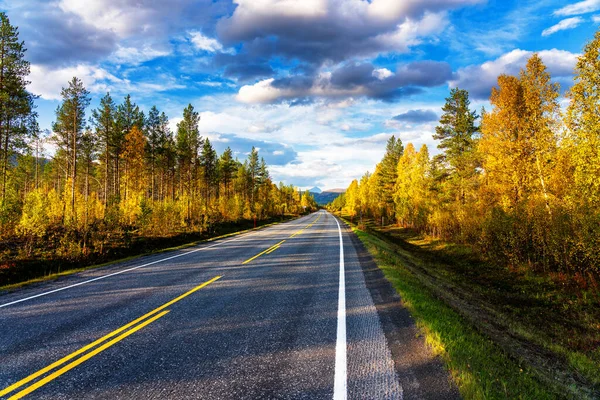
[333,215,347,400]
[242,240,286,264]
[243,213,323,264]
[0,231,242,309]
[0,276,221,398]
[266,245,281,254]
[8,310,170,400]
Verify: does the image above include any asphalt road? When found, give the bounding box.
[0,211,459,399]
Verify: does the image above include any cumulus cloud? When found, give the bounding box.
[110,44,171,65]
[237,61,452,104]
[217,0,479,66]
[28,64,185,100]
[188,31,232,53]
[58,0,212,38]
[28,64,120,100]
[554,0,600,16]
[451,49,579,99]
[542,17,584,36]
[4,2,117,67]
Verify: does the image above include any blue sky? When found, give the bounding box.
[2,0,598,189]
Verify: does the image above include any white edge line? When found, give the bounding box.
[0,231,253,310]
[333,213,347,400]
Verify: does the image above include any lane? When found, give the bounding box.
[0,210,427,399]
[0,214,320,398]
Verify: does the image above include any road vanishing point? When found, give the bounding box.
[0,211,458,399]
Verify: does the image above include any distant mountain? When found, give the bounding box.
[311,188,345,205]
[308,186,322,194]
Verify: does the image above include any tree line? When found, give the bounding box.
[331,29,600,279]
[0,12,317,262]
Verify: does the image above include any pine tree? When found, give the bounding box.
[114,94,144,199]
[145,105,161,200]
[52,77,90,221]
[200,138,217,208]
[433,88,479,205]
[92,93,116,205]
[80,127,97,227]
[176,104,200,223]
[248,147,260,212]
[218,147,236,198]
[377,135,403,221]
[0,12,37,204]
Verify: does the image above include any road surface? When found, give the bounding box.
[0,211,458,399]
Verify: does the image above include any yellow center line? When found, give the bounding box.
[242,240,286,264]
[1,276,221,398]
[243,213,323,264]
[266,245,281,254]
[9,310,170,400]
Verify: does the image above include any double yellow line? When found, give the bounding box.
[1,276,221,399]
[242,213,322,264]
[3,213,324,398]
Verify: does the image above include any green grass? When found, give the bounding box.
[345,219,598,399]
[0,217,295,292]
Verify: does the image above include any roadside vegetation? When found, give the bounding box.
[342,217,598,399]
[0,12,318,287]
[329,28,600,400]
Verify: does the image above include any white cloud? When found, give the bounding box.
[451,48,580,99]
[372,68,393,80]
[593,14,600,22]
[554,0,600,16]
[219,0,480,64]
[59,0,157,37]
[28,64,121,100]
[542,17,584,36]
[110,44,170,65]
[236,60,452,104]
[373,11,449,51]
[188,31,231,53]
[231,0,328,19]
[29,64,186,101]
[248,122,281,133]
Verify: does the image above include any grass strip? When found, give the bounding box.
[347,220,575,400]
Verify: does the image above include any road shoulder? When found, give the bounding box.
[343,221,461,400]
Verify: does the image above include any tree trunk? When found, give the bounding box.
[536,154,552,217]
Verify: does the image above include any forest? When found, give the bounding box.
[0,13,317,285]
[330,29,600,284]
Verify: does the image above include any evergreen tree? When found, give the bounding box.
[218,147,236,197]
[175,104,200,223]
[433,88,479,205]
[200,138,217,206]
[52,77,90,221]
[91,93,116,204]
[377,135,403,220]
[0,12,37,204]
[145,105,161,200]
[247,146,260,212]
[114,94,144,199]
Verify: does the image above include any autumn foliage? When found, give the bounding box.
[332,30,600,279]
[0,13,318,282]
